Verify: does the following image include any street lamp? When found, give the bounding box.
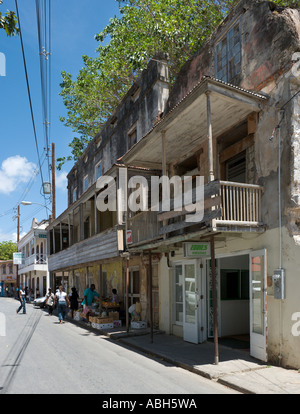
[21,201,52,213]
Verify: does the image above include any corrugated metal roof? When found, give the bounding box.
[122,76,268,162]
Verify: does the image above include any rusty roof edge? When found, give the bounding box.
[121,76,269,164]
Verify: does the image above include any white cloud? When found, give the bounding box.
[0,155,37,194]
[0,230,26,243]
[55,171,68,191]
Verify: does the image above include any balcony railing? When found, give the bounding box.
[21,253,48,268]
[216,181,264,226]
[126,180,264,248]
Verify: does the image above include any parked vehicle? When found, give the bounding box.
[33,296,47,308]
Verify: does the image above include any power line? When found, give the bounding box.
[15,0,49,218]
[14,0,45,187]
[35,0,52,186]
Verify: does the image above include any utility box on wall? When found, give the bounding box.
[272,268,286,300]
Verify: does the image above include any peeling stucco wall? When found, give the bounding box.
[67,56,169,205]
[165,1,300,239]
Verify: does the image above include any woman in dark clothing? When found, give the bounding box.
[69,287,79,319]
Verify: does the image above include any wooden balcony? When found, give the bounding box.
[126,180,264,250]
[48,226,124,272]
[216,181,264,227]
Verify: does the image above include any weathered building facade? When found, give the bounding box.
[121,0,300,368]
[46,0,300,369]
[47,56,169,319]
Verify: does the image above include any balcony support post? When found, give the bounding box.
[206,91,214,182]
[34,236,37,264]
[148,250,153,344]
[60,222,62,251]
[126,257,129,333]
[161,131,168,239]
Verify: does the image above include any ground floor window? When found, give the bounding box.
[174,265,183,324]
[221,269,249,300]
[126,267,140,306]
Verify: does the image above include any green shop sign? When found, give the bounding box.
[183,242,211,258]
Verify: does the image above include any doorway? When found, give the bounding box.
[218,254,250,351]
[207,251,267,361]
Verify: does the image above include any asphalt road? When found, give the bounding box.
[0,298,237,395]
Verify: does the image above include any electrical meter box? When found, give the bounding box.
[272,268,285,300]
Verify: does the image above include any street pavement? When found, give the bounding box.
[2,297,300,394]
[67,313,300,395]
[0,298,237,395]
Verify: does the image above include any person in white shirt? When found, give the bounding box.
[54,285,70,324]
[45,288,55,316]
[16,286,26,314]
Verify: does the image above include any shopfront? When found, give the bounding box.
[171,244,268,362]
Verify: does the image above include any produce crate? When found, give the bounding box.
[96,317,113,324]
[89,316,97,323]
[109,311,119,320]
[131,321,147,329]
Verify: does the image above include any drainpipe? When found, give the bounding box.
[276,111,285,365]
[270,110,285,365]
[278,119,282,272]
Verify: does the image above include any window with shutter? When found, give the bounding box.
[215,21,241,84]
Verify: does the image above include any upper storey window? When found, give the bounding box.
[83,175,89,192]
[95,161,102,181]
[215,21,241,84]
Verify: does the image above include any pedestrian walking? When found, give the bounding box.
[45,288,55,316]
[69,287,79,319]
[16,286,26,314]
[54,285,70,324]
[82,284,100,323]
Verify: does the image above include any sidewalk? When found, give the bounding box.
[66,316,300,394]
[116,331,300,394]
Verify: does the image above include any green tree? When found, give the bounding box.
[58,0,300,169]
[0,0,19,36]
[0,241,17,260]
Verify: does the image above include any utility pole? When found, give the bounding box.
[16,204,20,287]
[17,204,20,243]
[52,142,56,220]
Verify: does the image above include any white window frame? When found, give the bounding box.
[95,161,103,181]
[73,187,77,203]
[83,175,89,192]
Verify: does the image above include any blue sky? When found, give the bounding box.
[0,0,121,241]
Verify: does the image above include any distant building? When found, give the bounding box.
[0,260,17,297]
[18,218,49,298]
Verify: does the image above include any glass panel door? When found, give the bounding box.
[185,264,196,324]
[250,250,267,361]
[175,265,183,324]
[251,256,264,335]
[183,262,198,344]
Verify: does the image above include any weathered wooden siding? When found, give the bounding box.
[48,227,122,272]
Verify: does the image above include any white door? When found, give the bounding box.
[249,250,267,361]
[183,262,199,344]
